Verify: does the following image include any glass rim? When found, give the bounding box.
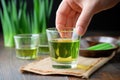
[14,34,40,38]
[46,28,74,32]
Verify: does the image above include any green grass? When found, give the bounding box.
[0,0,53,47]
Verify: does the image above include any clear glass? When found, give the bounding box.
[38,33,49,55]
[14,34,39,59]
[46,28,81,69]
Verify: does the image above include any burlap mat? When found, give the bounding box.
[20,52,115,79]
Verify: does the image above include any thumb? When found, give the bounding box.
[75,7,94,36]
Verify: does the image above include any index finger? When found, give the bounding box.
[56,1,71,30]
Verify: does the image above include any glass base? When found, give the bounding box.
[16,55,37,60]
[52,61,77,69]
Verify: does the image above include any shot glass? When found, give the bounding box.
[38,33,49,55]
[46,28,80,69]
[14,34,39,59]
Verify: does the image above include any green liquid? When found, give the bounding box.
[49,39,80,63]
[38,45,49,54]
[16,48,38,59]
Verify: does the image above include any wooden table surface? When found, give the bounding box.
[0,31,120,80]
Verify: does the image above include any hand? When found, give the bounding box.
[56,0,120,36]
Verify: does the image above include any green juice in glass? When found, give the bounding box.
[16,48,38,59]
[49,38,80,68]
[39,45,49,54]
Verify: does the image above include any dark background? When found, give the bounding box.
[0,0,120,34]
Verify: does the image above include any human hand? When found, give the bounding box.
[56,0,120,36]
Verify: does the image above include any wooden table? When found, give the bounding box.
[0,31,120,80]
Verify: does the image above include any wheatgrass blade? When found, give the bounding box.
[1,0,16,47]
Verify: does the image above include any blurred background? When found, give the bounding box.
[0,0,120,35]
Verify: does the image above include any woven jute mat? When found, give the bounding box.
[20,52,115,79]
